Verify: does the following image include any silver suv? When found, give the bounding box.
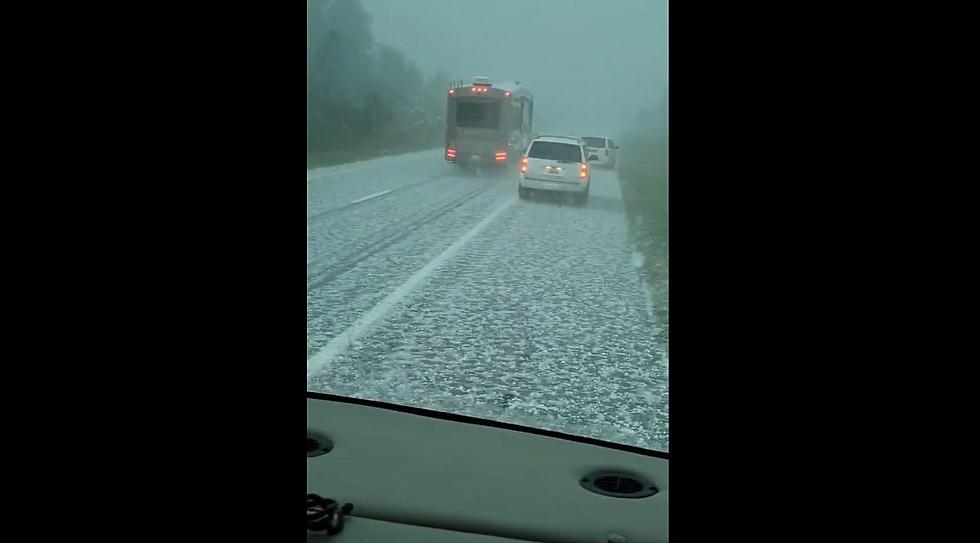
[582,136,617,168]
[518,135,591,204]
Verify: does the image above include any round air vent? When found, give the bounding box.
[580,470,657,498]
[307,431,333,458]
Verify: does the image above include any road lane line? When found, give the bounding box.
[350,189,392,204]
[307,171,453,223]
[307,196,516,378]
[307,164,377,181]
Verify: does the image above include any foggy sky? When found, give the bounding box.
[358,0,667,138]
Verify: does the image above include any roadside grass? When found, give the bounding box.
[308,140,440,170]
[617,132,668,335]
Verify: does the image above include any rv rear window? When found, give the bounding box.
[456,101,501,129]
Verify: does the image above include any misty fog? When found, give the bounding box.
[307,0,670,452]
[358,0,667,138]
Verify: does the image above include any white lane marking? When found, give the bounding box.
[307,196,517,378]
[307,164,376,181]
[350,189,392,204]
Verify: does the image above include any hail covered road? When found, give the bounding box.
[307,149,668,450]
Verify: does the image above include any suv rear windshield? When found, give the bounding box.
[456,101,500,129]
[528,141,583,162]
[582,137,606,148]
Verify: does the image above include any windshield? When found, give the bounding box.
[456,101,501,129]
[307,0,668,452]
[582,137,606,148]
[528,141,583,162]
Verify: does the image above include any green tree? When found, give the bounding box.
[307,0,451,164]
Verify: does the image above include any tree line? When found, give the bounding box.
[308,0,449,163]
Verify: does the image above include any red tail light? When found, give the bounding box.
[446,147,456,161]
[495,151,507,162]
[449,88,455,95]
[520,155,528,174]
[578,162,588,179]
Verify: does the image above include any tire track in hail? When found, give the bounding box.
[307,180,497,290]
[307,175,470,268]
[306,171,452,224]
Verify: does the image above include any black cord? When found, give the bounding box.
[306,493,354,536]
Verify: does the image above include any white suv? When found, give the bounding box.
[518,135,591,204]
[582,136,618,168]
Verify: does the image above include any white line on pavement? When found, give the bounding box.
[306,196,516,378]
[350,189,392,204]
